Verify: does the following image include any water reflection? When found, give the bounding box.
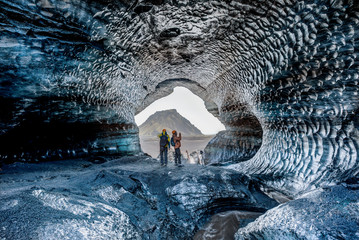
[194,211,263,240]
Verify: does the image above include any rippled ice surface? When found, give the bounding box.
[235,184,359,240]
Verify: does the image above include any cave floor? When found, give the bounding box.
[0,155,278,239]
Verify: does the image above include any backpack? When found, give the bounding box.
[170,137,175,146]
[160,134,168,148]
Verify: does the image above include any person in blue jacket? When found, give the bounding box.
[158,129,171,166]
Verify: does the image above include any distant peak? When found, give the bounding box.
[152,109,180,117]
[139,109,203,136]
[156,109,177,113]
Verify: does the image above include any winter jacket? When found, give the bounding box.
[173,133,181,149]
[158,131,171,148]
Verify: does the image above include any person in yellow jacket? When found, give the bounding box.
[158,129,171,166]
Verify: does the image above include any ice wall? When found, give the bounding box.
[0,0,358,193]
[0,0,141,161]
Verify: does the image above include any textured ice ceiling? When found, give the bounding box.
[0,0,358,194]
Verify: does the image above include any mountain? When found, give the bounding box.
[139,109,203,137]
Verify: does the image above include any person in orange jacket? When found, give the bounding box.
[172,130,182,166]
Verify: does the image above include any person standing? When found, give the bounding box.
[172,130,182,166]
[158,129,170,166]
[198,150,204,165]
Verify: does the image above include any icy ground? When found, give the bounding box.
[1,156,358,239]
[0,156,277,239]
[235,183,359,240]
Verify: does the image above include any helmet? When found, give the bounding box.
[162,129,166,132]
[172,130,176,134]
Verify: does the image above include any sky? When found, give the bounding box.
[135,87,226,135]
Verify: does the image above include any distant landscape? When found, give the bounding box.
[140,135,215,158]
[138,109,215,158]
[139,109,203,137]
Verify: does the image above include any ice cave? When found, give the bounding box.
[0,0,358,239]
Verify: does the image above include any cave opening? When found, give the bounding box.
[135,86,225,160]
[135,78,263,165]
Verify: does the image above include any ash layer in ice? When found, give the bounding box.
[0,157,277,239]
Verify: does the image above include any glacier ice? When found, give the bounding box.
[0,0,358,238]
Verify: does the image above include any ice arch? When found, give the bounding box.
[136,80,263,163]
[0,0,358,194]
[135,86,225,135]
